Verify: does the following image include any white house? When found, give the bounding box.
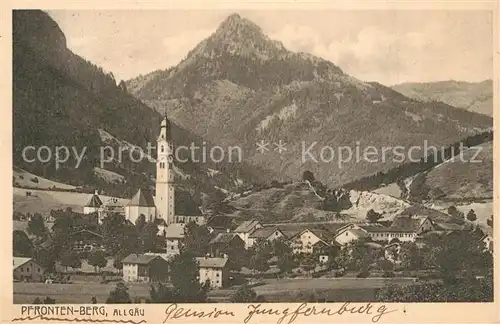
[334,228,369,246]
[164,223,186,257]
[234,220,263,249]
[196,256,229,288]
[290,229,334,254]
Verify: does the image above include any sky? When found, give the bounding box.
[47,10,493,85]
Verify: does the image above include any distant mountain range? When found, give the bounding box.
[392,80,493,117]
[127,13,493,187]
[13,10,268,200]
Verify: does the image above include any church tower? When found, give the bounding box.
[156,114,175,225]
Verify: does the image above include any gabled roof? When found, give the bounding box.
[249,226,283,239]
[234,220,261,233]
[164,223,185,239]
[196,256,228,268]
[359,224,390,233]
[388,216,427,232]
[69,229,103,239]
[85,193,103,208]
[127,189,155,207]
[121,253,164,265]
[13,257,33,270]
[209,233,241,245]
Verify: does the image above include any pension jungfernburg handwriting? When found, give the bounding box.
[245,302,398,324]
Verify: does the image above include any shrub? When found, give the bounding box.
[356,270,370,278]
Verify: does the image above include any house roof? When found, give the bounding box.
[121,253,163,265]
[347,228,369,238]
[127,189,155,207]
[209,232,241,245]
[435,222,464,231]
[104,197,124,208]
[13,257,33,270]
[234,220,261,233]
[388,216,427,232]
[164,223,185,239]
[268,222,346,239]
[196,256,228,268]
[359,225,390,233]
[85,194,103,208]
[69,229,103,239]
[249,227,282,239]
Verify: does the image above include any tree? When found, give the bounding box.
[183,222,211,256]
[150,283,176,303]
[366,209,382,223]
[113,249,129,271]
[13,230,33,257]
[88,250,107,273]
[60,251,81,271]
[27,213,46,238]
[302,170,315,182]
[135,214,146,232]
[231,285,259,302]
[466,209,477,222]
[398,242,423,270]
[169,251,207,302]
[140,221,159,252]
[106,282,131,303]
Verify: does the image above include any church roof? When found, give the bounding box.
[85,193,103,208]
[127,189,155,207]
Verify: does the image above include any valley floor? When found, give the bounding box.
[13,277,417,304]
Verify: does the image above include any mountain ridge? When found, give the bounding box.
[391,80,493,116]
[127,13,493,187]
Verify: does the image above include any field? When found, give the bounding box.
[14,277,417,304]
[13,187,128,215]
[13,167,76,190]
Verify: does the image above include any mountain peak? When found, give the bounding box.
[215,13,264,39]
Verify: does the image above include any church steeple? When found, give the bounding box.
[156,113,175,225]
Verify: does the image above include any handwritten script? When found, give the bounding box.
[244,302,398,324]
[163,302,397,324]
[163,303,236,323]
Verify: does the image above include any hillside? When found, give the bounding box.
[391,80,493,116]
[127,13,493,187]
[13,10,268,204]
[409,141,493,201]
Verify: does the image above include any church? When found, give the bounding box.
[84,115,205,228]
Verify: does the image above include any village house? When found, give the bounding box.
[13,257,45,282]
[164,223,186,257]
[208,232,245,256]
[334,226,369,246]
[83,191,103,216]
[290,228,336,254]
[196,256,229,288]
[361,216,436,243]
[121,254,169,283]
[69,229,104,253]
[234,220,263,249]
[248,226,285,246]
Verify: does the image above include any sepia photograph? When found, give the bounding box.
[11,8,494,306]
